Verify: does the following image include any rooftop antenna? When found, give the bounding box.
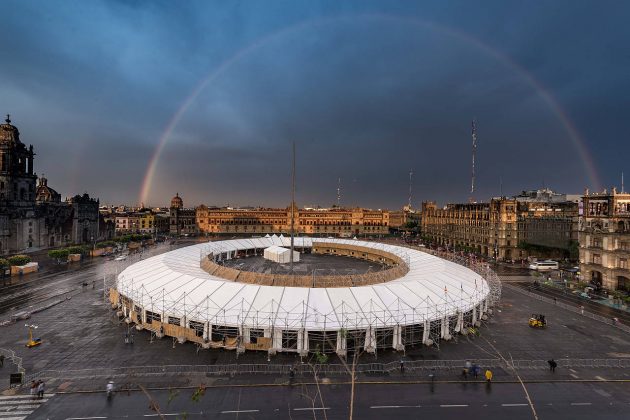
[622,172,625,193]
[408,169,413,209]
[499,176,503,198]
[470,120,477,203]
[337,177,342,207]
[290,141,296,273]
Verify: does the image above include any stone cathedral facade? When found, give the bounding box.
[0,115,102,255]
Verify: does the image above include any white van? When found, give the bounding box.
[528,260,559,271]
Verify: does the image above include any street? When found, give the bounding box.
[28,381,630,420]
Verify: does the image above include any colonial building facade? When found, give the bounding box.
[0,116,102,254]
[169,193,197,236]
[421,190,579,261]
[195,203,390,237]
[579,189,630,291]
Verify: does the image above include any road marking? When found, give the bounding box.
[569,369,577,373]
[0,399,48,405]
[66,417,108,420]
[595,376,607,381]
[293,407,330,411]
[0,396,42,400]
[570,374,579,379]
[0,417,29,420]
[502,403,528,407]
[0,405,42,410]
[370,405,421,409]
[570,403,592,406]
[220,410,260,414]
[440,404,468,407]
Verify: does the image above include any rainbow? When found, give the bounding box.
[139,14,601,205]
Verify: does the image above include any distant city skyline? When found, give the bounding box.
[1,1,628,208]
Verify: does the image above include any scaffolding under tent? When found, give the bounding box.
[111,237,500,356]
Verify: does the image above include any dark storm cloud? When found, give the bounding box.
[1,1,628,208]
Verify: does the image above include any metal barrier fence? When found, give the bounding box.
[0,347,25,375]
[504,283,630,334]
[24,358,630,382]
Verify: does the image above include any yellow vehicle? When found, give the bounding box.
[528,314,547,328]
[25,324,42,348]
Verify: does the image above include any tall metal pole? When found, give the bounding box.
[470,120,477,202]
[408,169,413,209]
[290,141,295,273]
[337,177,342,207]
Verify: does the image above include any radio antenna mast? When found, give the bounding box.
[470,120,478,202]
[290,141,296,273]
[337,177,342,207]
[408,169,413,209]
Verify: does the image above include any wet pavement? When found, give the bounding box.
[0,244,629,396]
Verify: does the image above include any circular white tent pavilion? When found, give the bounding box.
[112,237,499,355]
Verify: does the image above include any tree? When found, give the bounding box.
[8,255,31,266]
[568,240,579,260]
[48,249,70,263]
[0,258,9,270]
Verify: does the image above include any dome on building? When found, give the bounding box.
[0,115,21,146]
[35,175,61,203]
[170,193,183,209]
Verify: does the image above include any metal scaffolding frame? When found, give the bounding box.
[112,238,500,356]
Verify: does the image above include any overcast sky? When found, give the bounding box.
[1,1,628,208]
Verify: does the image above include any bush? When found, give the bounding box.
[66,246,89,255]
[95,241,116,249]
[48,249,70,261]
[8,255,31,266]
[0,258,9,269]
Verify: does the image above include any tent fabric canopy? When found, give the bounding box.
[117,238,490,331]
[263,245,300,263]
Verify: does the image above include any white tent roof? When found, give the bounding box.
[117,237,489,330]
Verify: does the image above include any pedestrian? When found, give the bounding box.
[485,369,493,383]
[400,359,405,374]
[37,380,45,398]
[0,354,4,367]
[580,305,584,315]
[548,359,557,372]
[612,317,618,326]
[472,363,479,378]
[553,297,557,305]
[92,280,95,289]
[30,381,37,398]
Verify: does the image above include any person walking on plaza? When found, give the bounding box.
[580,305,584,315]
[485,369,493,383]
[30,380,37,398]
[400,359,405,374]
[548,359,557,372]
[37,380,45,398]
[0,354,4,367]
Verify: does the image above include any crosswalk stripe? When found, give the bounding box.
[0,400,48,405]
[0,405,42,411]
[0,394,53,401]
[0,393,53,420]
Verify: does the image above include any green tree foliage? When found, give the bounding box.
[48,249,70,261]
[66,246,89,255]
[8,255,31,266]
[0,258,9,269]
[95,240,116,249]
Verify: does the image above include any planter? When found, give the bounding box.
[68,254,82,262]
[10,262,39,276]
